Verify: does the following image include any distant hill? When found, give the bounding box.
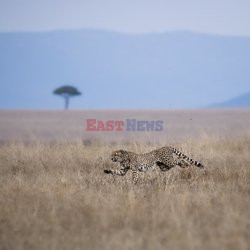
[0,29,250,109]
[209,92,250,108]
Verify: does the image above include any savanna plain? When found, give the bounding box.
[0,110,250,250]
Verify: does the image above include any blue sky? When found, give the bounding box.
[0,0,250,109]
[0,0,250,36]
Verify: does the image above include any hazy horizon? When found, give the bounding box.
[2,28,250,38]
[0,29,250,109]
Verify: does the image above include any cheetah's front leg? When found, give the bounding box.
[104,167,129,176]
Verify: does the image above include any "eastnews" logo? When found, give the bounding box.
[86,119,163,131]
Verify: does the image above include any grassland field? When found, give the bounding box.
[0,110,250,250]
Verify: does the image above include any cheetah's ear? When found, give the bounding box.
[120,150,127,154]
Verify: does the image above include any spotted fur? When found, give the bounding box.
[104,147,204,183]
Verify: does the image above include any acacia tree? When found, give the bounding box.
[53,85,81,110]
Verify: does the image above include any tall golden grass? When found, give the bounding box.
[0,135,250,250]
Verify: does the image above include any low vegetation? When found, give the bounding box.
[0,135,249,250]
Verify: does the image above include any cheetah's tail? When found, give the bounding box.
[172,147,204,168]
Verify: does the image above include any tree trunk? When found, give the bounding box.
[64,95,70,110]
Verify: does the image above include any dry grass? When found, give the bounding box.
[0,136,250,250]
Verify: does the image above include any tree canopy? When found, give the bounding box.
[53,85,81,96]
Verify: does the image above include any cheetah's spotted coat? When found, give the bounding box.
[104,146,204,183]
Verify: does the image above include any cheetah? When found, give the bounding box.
[104,146,204,183]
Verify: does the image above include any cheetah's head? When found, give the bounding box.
[111,150,129,163]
